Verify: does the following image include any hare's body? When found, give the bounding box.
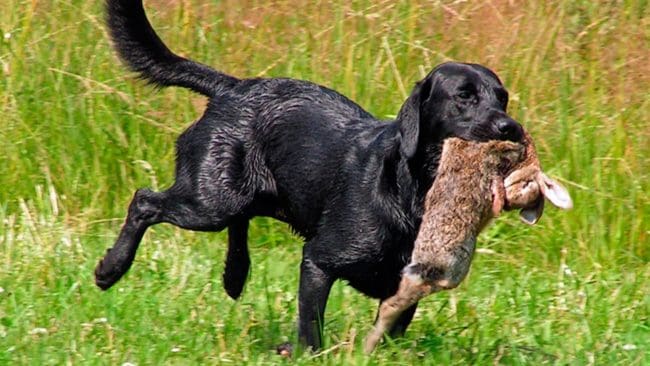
[364,138,524,352]
[364,133,573,353]
[407,139,521,286]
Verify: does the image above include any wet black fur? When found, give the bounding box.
[95,0,524,350]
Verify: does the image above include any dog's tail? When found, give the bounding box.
[106,0,239,97]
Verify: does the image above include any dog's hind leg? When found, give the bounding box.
[95,186,240,290]
[95,188,162,290]
[223,219,250,299]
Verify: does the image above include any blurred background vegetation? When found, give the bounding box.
[1,0,648,364]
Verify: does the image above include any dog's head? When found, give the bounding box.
[397,62,524,158]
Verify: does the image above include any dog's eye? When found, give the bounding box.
[495,89,509,109]
[456,91,474,102]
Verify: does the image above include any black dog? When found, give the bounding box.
[96,0,524,350]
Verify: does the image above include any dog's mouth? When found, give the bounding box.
[498,159,518,177]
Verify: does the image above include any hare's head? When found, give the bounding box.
[504,131,573,224]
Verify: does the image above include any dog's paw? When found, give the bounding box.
[94,248,124,290]
[276,342,293,358]
[222,265,249,299]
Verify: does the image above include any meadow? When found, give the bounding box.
[1,0,648,364]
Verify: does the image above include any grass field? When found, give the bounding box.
[1,0,648,364]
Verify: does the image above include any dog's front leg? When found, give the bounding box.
[297,258,334,351]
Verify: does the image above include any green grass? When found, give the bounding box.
[1,0,648,364]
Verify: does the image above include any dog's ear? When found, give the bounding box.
[397,76,433,158]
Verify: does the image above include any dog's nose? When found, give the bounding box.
[497,119,523,142]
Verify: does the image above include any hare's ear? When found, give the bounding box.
[519,197,544,225]
[538,173,573,209]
